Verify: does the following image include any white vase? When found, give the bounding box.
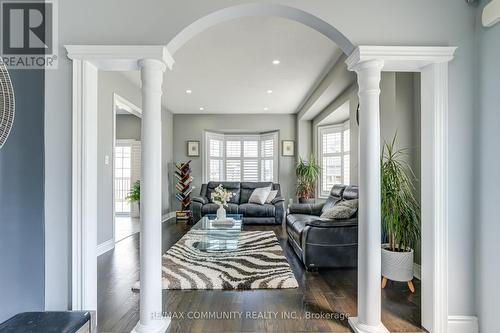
[381,243,414,282]
[216,204,226,220]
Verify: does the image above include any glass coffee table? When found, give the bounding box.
[191,214,243,252]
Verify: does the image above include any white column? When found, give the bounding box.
[131,59,169,333]
[348,59,389,333]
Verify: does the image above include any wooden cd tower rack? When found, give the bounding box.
[174,160,193,222]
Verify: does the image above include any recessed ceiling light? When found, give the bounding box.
[185,89,192,94]
[267,90,273,94]
[263,107,269,111]
[272,59,280,65]
[199,107,205,111]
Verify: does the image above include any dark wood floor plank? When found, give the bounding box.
[97,219,425,333]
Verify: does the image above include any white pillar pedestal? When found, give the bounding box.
[347,59,389,333]
[131,58,170,333]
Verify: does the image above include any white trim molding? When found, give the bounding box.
[114,93,142,118]
[345,46,456,72]
[448,316,479,333]
[71,59,98,312]
[97,239,114,256]
[65,45,174,71]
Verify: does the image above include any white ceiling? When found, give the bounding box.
[121,16,342,114]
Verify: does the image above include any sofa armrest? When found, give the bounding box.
[273,198,285,224]
[305,217,358,228]
[271,196,285,204]
[192,196,209,205]
[288,203,323,216]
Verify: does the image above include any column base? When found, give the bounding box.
[348,317,390,333]
[131,318,170,333]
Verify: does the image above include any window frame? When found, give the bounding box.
[317,120,350,198]
[203,130,279,183]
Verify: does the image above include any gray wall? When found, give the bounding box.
[173,114,296,206]
[475,3,500,332]
[0,70,45,321]
[97,71,173,246]
[45,0,478,317]
[116,114,141,141]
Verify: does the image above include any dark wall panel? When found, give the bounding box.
[0,69,45,322]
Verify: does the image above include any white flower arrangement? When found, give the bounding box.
[211,184,234,206]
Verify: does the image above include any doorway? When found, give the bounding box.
[113,93,142,242]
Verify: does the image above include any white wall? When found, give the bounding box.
[172,114,297,206]
[475,3,500,332]
[45,0,478,318]
[96,71,173,246]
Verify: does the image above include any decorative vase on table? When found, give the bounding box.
[211,184,234,220]
[217,204,226,220]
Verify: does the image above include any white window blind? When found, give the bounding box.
[318,121,350,197]
[204,131,278,182]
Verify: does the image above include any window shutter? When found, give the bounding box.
[243,140,258,158]
[243,160,259,181]
[226,160,241,181]
[261,139,274,158]
[319,121,350,196]
[226,141,241,158]
[261,159,273,181]
[204,131,278,183]
[207,133,224,181]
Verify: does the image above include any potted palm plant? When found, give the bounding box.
[381,135,420,293]
[296,155,320,203]
[126,180,141,213]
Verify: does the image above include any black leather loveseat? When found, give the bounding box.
[192,182,285,224]
[286,184,358,270]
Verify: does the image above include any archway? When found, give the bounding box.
[66,4,454,333]
[165,3,355,57]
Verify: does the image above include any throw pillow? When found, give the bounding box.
[248,187,272,205]
[265,190,278,204]
[320,199,358,220]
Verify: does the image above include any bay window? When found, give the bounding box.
[204,131,279,182]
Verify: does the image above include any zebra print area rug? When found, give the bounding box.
[134,230,298,290]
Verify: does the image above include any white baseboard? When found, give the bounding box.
[97,239,114,256]
[448,316,479,333]
[162,211,176,222]
[413,263,421,280]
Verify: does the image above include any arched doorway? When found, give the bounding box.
[67,4,454,333]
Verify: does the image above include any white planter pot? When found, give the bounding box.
[381,244,414,282]
[216,204,226,220]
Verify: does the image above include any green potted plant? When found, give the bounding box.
[380,135,420,293]
[296,155,320,203]
[126,180,141,212]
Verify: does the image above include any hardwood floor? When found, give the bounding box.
[97,219,425,333]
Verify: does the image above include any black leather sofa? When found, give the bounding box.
[286,184,358,270]
[192,181,285,224]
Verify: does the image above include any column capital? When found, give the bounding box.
[351,59,384,95]
[138,58,167,72]
[347,58,384,74]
